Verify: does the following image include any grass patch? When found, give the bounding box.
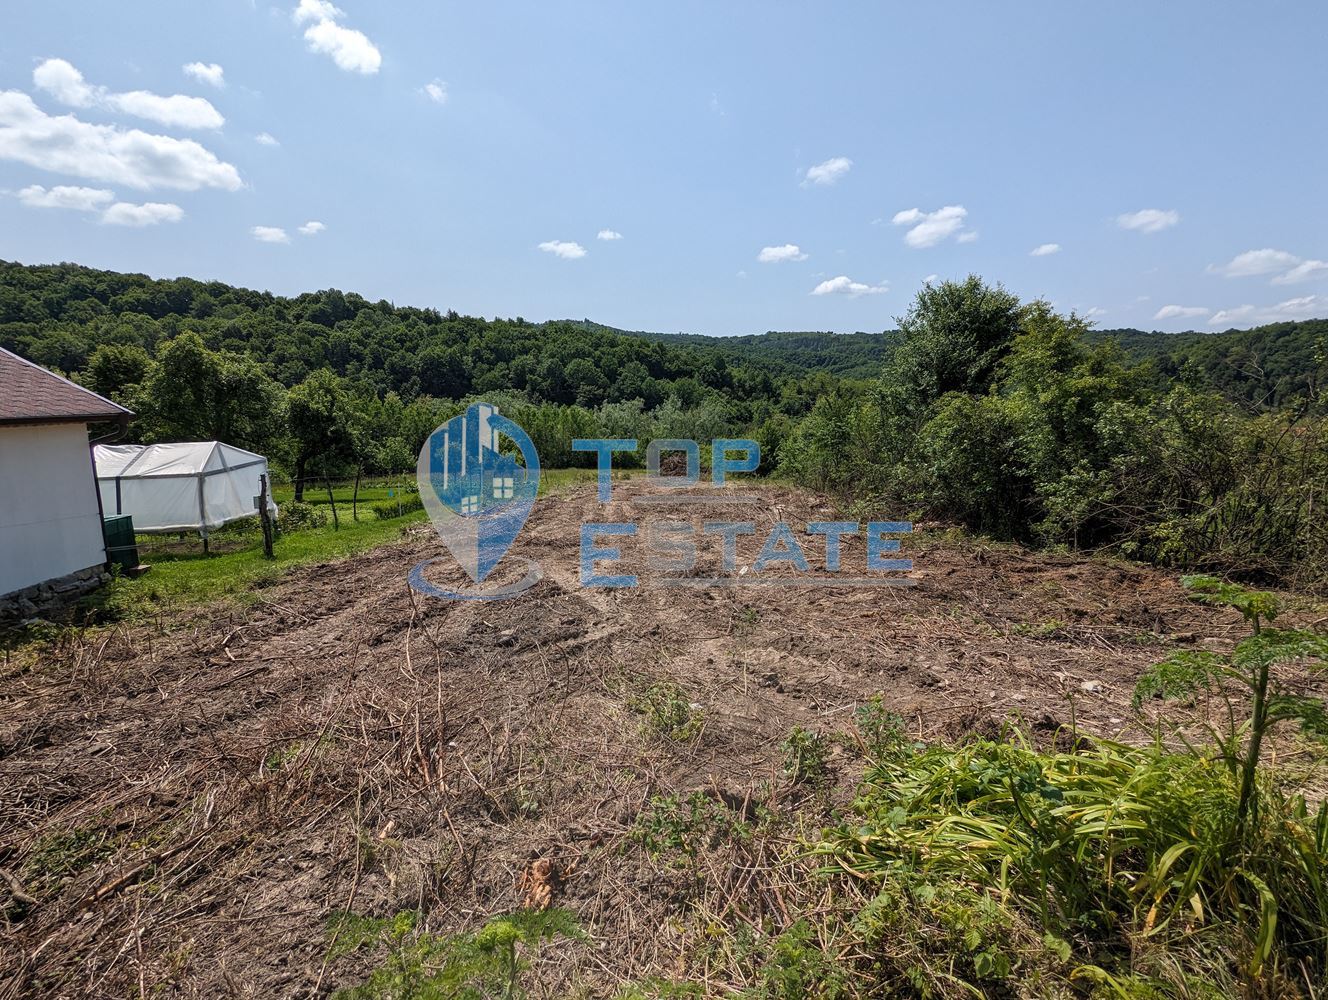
[71,468,602,623]
[84,509,428,621]
[327,908,582,999]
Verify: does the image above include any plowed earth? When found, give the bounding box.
[0,481,1314,997]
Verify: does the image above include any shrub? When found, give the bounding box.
[370,493,424,520]
[630,681,701,741]
[781,726,830,784]
[819,730,1328,993]
[277,500,327,532]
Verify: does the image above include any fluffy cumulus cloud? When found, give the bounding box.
[757,243,807,263]
[597,229,623,241]
[811,275,886,297]
[422,79,447,104]
[0,91,241,190]
[16,184,113,211]
[15,184,180,226]
[183,62,225,88]
[1154,304,1209,321]
[1274,260,1328,285]
[252,225,290,244]
[1030,243,1061,256]
[891,205,970,248]
[803,156,852,187]
[34,58,224,130]
[102,201,184,226]
[538,239,586,259]
[1210,295,1326,327]
[298,220,325,235]
[1209,248,1328,286]
[293,1,382,75]
[255,132,279,146]
[1116,208,1180,233]
[1209,248,1299,278]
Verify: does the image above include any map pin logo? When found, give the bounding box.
[411,402,541,598]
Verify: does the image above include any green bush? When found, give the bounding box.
[277,500,328,532]
[819,731,1328,994]
[370,493,424,520]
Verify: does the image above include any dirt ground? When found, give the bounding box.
[0,480,1316,998]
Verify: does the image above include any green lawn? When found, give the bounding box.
[84,468,601,621]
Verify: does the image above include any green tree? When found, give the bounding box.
[84,343,152,403]
[138,332,285,450]
[286,369,364,500]
[878,275,1024,432]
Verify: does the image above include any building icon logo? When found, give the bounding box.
[409,402,542,600]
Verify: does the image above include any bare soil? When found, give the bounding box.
[0,481,1314,998]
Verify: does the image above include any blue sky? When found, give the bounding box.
[1,1,1325,336]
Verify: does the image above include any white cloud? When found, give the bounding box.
[32,58,94,105]
[1154,305,1209,321]
[956,230,978,244]
[101,201,183,226]
[255,132,279,146]
[34,58,224,130]
[757,243,807,263]
[298,220,325,235]
[293,2,382,74]
[1208,249,1328,285]
[1210,296,1325,327]
[1082,307,1107,320]
[1116,208,1180,234]
[1209,248,1299,278]
[1030,243,1061,256]
[422,79,447,104]
[803,156,852,187]
[811,275,886,297]
[294,0,343,22]
[538,239,586,260]
[0,91,242,191]
[16,183,113,211]
[183,62,225,88]
[922,274,939,285]
[1273,260,1328,285]
[891,205,970,248]
[597,229,623,241]
[252,225,290,244]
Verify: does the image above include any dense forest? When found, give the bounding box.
[2,259,1326,587]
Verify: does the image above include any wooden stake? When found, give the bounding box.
[325,475,339,530]
[258,473,275,558]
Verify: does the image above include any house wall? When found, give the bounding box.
[0,422,107,597]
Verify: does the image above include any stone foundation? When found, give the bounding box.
[0,565,111,622]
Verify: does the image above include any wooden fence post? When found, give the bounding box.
[259,474,275,558]
[325,475,340,530]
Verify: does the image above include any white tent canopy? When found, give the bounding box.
[94,441,278,537]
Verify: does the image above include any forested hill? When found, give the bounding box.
[1,260,1324,413]
[1089,321,1328,409]
[574,316,1328,411]
[560,320,896,380]
[0,260,787,409]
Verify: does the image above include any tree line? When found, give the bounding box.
[2,260,1325,585]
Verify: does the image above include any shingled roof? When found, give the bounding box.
[0,347,133,427]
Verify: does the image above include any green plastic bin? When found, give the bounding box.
[102,514,139,572]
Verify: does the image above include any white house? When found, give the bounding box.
[0,347,132,615]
